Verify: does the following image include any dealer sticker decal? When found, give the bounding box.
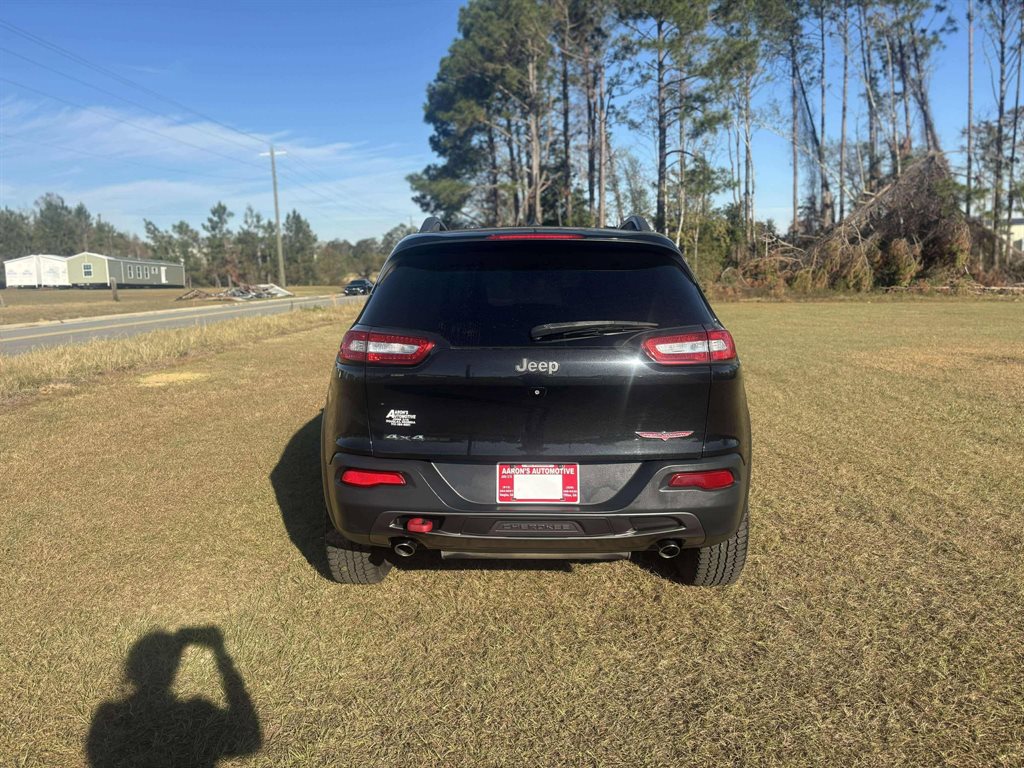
[385,409,417,427]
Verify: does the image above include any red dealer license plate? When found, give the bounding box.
[496,464,580,504]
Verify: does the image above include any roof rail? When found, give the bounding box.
[419,216,447,233]
[617,214,652,232]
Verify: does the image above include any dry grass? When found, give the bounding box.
[0,285,344,325]
[0,299,1021,767]
[0,305,360,402]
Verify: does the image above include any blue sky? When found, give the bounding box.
[0,0,462,241]
[0,0,1001,241]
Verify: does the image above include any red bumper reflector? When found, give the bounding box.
[339,469,406,488]
[406,517,434,533]
[667,469,735,490]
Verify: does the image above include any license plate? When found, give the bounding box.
[496,463,579,504]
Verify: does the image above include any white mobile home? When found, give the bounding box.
[3,253,186,289]
[3,254,71,287]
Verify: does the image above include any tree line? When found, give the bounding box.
[410,0,1024,283]
[0,193,414,288]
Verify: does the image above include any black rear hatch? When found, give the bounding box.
[353,238,716,462]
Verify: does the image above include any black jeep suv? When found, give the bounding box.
[321,216,750,585]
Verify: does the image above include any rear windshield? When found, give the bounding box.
[360,243,712,347]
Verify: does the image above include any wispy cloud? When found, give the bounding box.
[0,96,428,240]
[123,63,175,76]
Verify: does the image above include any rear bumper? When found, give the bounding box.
[324,453,749,555]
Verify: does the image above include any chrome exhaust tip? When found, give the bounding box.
[656,540,682,559]
[393,539,418,558]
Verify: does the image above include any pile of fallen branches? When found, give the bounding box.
[730,153,1019,293]
[176,283,293,302]
[808,153,971,290]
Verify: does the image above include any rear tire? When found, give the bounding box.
[325,528,393,584]
[674,506,749,586]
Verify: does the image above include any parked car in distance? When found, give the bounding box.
[322,215,751,586]
[343,278,374,296]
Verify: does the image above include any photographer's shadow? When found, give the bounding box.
[87,626,261,768]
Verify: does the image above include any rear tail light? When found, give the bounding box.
[338,330,435,365]
[339,330,367,363]
[642,329,736,365]
[339,469,407,487]
[642,332,709,364]
[667,469,734,490]
[706,329,736,362]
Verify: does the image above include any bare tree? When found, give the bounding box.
[967,0,975,218]
[792,48,800,232]
[598,63,608,226]
[858,2,882,192]
[655,18,669,233]
[817,2,834,228]
[840,0,850,221]
[883,30,902,176]
[1004,8,1023,263]
[559,8,574,225]
[983,0,1014,268]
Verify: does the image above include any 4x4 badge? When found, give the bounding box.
[636,430,694,441]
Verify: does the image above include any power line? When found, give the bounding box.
[272,148,418,220]
[272,165,405,219]
[280,152,414,219]
[1,82,411,228]
[1,55,412,222]
[0,17,266,149]
[0,46,267,156]
[0,19,417,224]
[0,132,264,182]
[276,166,408,219]
[0,77,268,171]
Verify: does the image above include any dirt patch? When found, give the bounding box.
[137,372,210,387]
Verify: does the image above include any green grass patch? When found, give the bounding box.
[0,285,345,325]
[0,305,360,402]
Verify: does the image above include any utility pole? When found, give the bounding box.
[261,145,287,287]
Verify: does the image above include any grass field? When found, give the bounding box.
[0,305,361,402]
[1,299,1021,766]
[0,285,345,325]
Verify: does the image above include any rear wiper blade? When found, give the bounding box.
[531,320,658,341]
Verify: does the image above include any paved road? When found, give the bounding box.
[0,294,364,355]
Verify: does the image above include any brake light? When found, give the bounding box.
[668,469,734,490]
[339,469,407,487]
[338,330,434,365]
[485,233,584,240]
[641,329,736,365]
